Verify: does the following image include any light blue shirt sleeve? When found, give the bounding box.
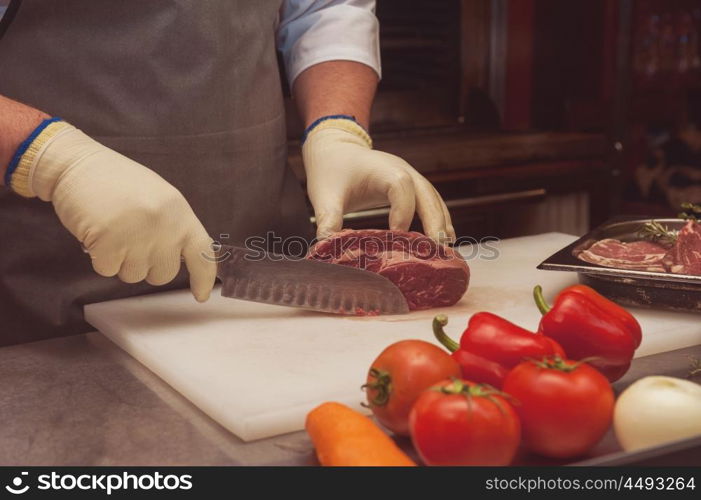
[276,0,381,87]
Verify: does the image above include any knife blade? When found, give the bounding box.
[216,245,410,315]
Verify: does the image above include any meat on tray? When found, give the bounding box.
[307,229,470,310]
[577,239,668,272]
[665,220,701,275]
[576,220,701,276]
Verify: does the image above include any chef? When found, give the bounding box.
[0,0,454,346]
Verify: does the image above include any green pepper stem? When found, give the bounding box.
[361,368,392,407]
[528,355,581,372]
[436,379,515,415]
[432,314,460,353]
[533,285,551,315]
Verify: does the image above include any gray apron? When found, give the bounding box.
[0,0,313,346]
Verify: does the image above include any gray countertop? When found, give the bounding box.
[0,333,316,466]
[1,332,699,466]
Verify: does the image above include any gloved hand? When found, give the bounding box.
[302,118,455,243]
[14,123,216,302]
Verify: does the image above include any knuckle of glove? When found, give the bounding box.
[146,260,181,286]
[91,255,121,278]
[376,166,413,191]
[137,194,179,223]
[391,167,413,186]
[118,262,149,284]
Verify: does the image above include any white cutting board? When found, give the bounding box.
[85,233,701,441]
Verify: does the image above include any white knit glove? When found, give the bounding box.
[13,123,216,302]
[302,118,455,243]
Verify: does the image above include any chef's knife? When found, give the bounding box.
[216,245,410,315]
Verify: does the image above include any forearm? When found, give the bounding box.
[292,61,378,130]
[0,94,50,184]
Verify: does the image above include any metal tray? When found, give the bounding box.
[537,216,701,312]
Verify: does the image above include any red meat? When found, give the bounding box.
[666,220,701,275]
[307,229,470,310]
[577,239,668,272]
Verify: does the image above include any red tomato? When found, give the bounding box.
[408,379,521,466]
[502,357,614,459]
[363,340,460,436]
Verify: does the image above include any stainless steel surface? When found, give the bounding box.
[217,245,410,315]
[538,217,701,312]
[1,333,698,466]
[318,188,547,223]
[0,333,315,466]
[539,217,700,283]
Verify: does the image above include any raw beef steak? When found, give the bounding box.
[577,238,668,272]
[307,229,470,310]
[666,220,701,275]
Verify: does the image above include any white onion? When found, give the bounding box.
[614,376,701,452]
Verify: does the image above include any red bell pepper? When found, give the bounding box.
[533,284,642,382]
[432,313,565,389]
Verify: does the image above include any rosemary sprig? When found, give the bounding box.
[638,219,678,245]
[678,202,701,222]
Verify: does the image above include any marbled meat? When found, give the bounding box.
[577,239,668,272]
[665,220,701,275]
[307,229,470,310]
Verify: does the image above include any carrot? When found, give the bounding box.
[305,402,416,466]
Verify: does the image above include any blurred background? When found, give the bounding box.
[286,0,701,239]
[3,0,701,239]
